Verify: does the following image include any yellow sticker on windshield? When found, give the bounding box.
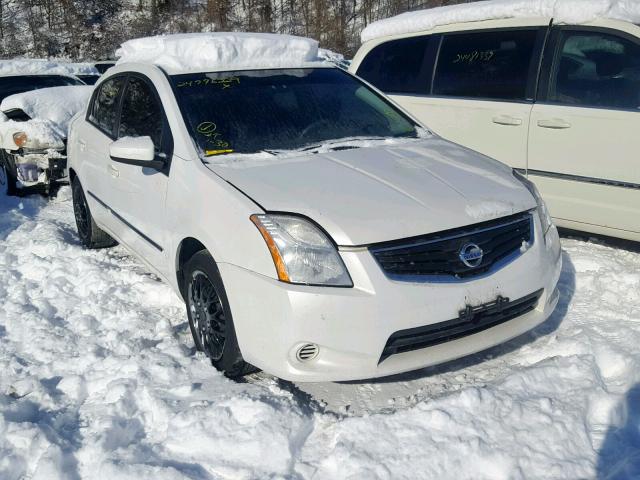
[205,149,234,156]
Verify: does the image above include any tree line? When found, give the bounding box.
[0,0,473,61]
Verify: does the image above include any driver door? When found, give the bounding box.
[107,74,173,275]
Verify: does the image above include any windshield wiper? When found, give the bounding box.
[298,136,390,153]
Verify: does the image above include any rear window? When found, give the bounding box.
[356,36,432,94]
[0,75,84,102]
[433,29,539,101]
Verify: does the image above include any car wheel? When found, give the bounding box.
[0,156,17,196]
[183,250,256,378]
[71,176,117,249]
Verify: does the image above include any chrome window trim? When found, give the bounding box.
[525,168,640,190]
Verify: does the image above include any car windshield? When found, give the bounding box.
[0,75,85,102]
[171,68,418,156]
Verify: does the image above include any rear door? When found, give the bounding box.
[356,25,549,170]
[528,25,640,237]
[76,75,127,228]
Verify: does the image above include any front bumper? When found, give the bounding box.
[221,219,562,382]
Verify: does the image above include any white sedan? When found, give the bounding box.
[67,33,562,382]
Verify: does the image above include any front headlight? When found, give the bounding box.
[513,170,553,235]
[251,214,352,287]
[11,131,63,151]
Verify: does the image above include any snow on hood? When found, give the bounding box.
[206,138,536,245]
[361,0,640,42]
[0,86,93,150]
[116,32,324,73]
[0,59,98,76]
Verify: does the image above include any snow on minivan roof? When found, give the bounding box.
[115,32,326,74]
[361,0,640,43]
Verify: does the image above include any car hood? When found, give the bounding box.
[206,138,537,246]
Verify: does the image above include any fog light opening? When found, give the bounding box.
[296,343,319,362]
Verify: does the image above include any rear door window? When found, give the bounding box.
[433,29,539,101]
[548,30,640,110]
[89,77,125,137]
[356,36,432,94]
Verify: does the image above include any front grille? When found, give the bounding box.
[380,289,543,362]
[370,211,533,280]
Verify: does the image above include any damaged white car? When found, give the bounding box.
[0,85,93,195]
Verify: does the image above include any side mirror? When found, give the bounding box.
[109,136,164,170]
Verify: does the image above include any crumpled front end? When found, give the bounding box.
[6,146,67,190]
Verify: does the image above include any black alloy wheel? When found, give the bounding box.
[71,176,117,249]
[72,178,91,240]
[183,250,255,378]
[188,270,227,361]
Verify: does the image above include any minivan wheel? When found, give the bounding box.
[183,250,256,378]
[71,176,117,249]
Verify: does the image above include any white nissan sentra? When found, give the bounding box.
[68,33,562,382]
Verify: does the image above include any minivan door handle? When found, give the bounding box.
[108,164,120,178]
[537,119,572,129]
[492,115,523,126]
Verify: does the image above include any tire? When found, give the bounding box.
[183,250,256,378]
[71,176,117,249]
[0,155,17,196]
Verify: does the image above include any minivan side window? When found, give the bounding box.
[356,36,432,94]
[433,29,539,101]
[548,30,640,110]
[89,77,125,137]
[118,77,163,149]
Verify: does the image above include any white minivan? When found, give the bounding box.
[68,33,561,382]
[351,3,640,242]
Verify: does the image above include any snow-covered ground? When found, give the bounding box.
[0,188,639,479]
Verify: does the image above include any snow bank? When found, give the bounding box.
[0,190,639,478]
[361,0,640,42]
[0,59,98,77]
[0,86,92,149]
[116,32,321,73]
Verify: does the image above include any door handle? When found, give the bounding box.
[537,119,571,129]
[108,164,119,178]
[78,139,87,152]
[492,115,523,126]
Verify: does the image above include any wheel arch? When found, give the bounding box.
[175,237,209,300]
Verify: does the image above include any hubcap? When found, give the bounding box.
[73,186,90,239]
[188,271,226,361]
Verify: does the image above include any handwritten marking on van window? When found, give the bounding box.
[453,50,495,65]
[197,121,230,149]
[177,77,240,89]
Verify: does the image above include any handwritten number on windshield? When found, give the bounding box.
[197,122,230,149]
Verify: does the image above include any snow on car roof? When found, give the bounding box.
[361,0,640,42]
[0,85,93,148]
[0,59,98,77]
[1,85,93,127]
[115,32,325,74]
